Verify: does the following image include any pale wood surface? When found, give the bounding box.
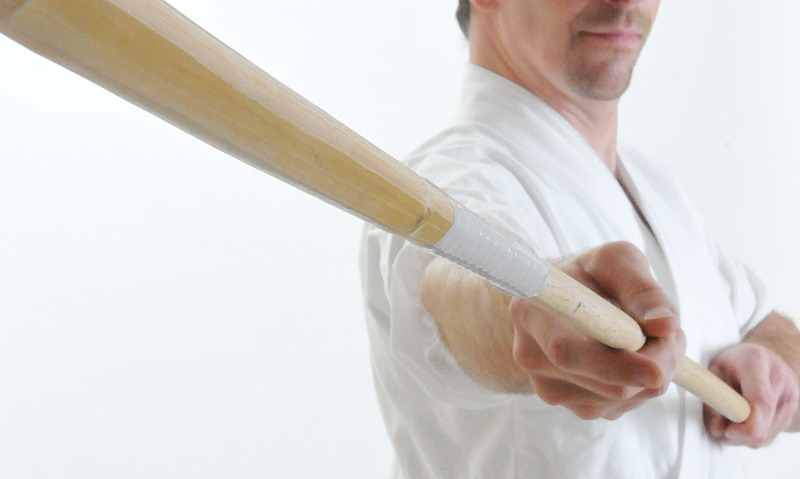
[0,0,750,422]
[674,357,752,423]
[532,264,752,422]
[0,0,454,246]
[529,263,647,351]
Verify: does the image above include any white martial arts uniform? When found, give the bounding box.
[360,64,769,479]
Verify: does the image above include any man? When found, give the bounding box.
[360,1,800,477]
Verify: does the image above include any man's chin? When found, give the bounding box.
[580,83,630,101]
[566,63,635,101]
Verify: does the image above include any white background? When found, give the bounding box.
[0,0,798,477]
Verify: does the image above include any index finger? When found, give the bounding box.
[575,242,679,339]
[514,299,668,388]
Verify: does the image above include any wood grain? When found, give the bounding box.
[0,0,751,422]
[533,266,751,422]
[0,0,454,246]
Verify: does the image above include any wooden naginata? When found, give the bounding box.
[0,0,751,423]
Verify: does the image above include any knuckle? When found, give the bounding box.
[607,385,639,400]
[603,409,628,421]
[612,242,649,270]
[507,297,528,320]
[535,386,565,406]
[546,337,577,371]
[620,279,662,311]
[787,385,800,408]
[650,364,668,387]
[636,358,668,389]
[513,343,546,372]
[749,391,775,413]
[655,382,671,396]
[512,331,547,372]
[739,419,773,448]
[750,431,771,448]
[512,347,533,370]
[750,344,770,363]
[641,383,670,400]
[608,386,627,400]
[641,387,663,400]
[603,241,641,259]
[673,328,687,355]
[573,405,604,420]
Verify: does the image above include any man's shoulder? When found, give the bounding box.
[403,121,514,170]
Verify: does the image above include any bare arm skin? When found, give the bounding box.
[705,312,800,447]
[420,241,686,420]
[420,255,529,393]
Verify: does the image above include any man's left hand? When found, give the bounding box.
[704,334,800,448]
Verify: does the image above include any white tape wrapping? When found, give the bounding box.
[428,197,549,298]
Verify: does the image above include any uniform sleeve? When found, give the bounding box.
[359,150,554,410]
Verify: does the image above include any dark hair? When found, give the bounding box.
[456,0,471,38]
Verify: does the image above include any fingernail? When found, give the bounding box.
[643,306,674,321]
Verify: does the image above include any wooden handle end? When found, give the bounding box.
[674,358,751,423]
[528,263,647,351]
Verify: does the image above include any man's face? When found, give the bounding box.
[495,0,660,101]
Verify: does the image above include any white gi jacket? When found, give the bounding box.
[360,64,769,479]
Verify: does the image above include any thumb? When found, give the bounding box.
[577,241,678,338]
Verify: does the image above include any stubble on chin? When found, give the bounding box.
[565,48,638,101]
[565,3,655,101]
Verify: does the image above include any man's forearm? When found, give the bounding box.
[419,257,533,393]
[744,311,800,431]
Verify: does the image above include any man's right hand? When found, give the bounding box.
[508,242,686,420]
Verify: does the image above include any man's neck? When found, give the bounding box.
[469,56,621,174]
[554,98,620,174]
